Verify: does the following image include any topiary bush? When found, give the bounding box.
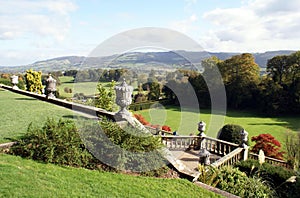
[217,124,246,145]
[235,159,300,198]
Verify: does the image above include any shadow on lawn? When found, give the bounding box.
[14,97,37,101]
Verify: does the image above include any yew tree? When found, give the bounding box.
[250,133,284,160]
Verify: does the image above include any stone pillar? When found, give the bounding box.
[240,129,249,161]
[10,75,19,89]
[45,74,56,98]
[114,79,133,121]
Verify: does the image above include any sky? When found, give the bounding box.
[1,0,300,66]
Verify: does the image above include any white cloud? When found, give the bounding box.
[201,0,300,52]
[169,14,199,34]
[0,0,77,41]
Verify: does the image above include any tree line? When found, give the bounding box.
[164,52,300,115]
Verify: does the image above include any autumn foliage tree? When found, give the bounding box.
[24,69,43,94]
[251,133,284,160]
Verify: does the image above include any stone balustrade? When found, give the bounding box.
[202,136,240,156]
[210,147,244,168]
[161,135,199,150]
[249,153,289,168]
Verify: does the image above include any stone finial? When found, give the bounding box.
[197,121,206,137]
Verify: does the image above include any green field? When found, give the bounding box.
[135,106,300,147]
[58,76,140,99]
[0,89,80,143]
[57,76,99,98]
[0,154,221,197]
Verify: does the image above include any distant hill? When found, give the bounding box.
[0,50,296,73]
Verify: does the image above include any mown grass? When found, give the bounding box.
[135,106,300,148]
[0,89,79,143]
[58,76,99,98]
[0,154,222,197]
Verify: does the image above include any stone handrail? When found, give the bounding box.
[210,147,244,168]
[249,153,289,168]
[161,135,198,150]
[202,136,240,156]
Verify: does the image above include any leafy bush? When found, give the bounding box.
[9,117,169,176]
[134,113,150,125]
[162,125,172,132]
[216,166,275,197]
[198,165,275,197]
[9,118,97,169]
[81,118,167,173]
[64,87,72,93]
[0,77,12,86]
[218,124,245,145]
[236,159,300,198]
[251,133,284,160]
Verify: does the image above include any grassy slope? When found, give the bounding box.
[0,89,79,143]
[135,106,300,147]
[0,154,222,197]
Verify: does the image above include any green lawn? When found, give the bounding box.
[0,154,222,197]
[58,76,115,98]
[135,106,300,147]
[0,88,79,143]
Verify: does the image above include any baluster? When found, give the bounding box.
[180,139,184,148]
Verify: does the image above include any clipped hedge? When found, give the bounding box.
[129,99,170,111]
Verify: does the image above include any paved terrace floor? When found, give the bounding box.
[168,149,221,175]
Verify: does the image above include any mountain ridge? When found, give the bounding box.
[0,50,296,73]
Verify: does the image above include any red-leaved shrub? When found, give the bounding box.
[162,125,172,132]
[133,114,150,125]
[251,133,285,160]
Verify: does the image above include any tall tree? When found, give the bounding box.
[260,52,300,114]
[218,53,260,109]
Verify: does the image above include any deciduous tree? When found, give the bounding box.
[251,133,284,160]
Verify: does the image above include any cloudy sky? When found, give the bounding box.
[1,0,300,66]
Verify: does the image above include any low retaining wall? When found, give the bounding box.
[0,84,115,120]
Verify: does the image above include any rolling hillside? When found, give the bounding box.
[0,50,295,73]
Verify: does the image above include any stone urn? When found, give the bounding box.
[115,79,133,120]
[10,75,19,89]
[198,121,206,137]
[46,74,56,98]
